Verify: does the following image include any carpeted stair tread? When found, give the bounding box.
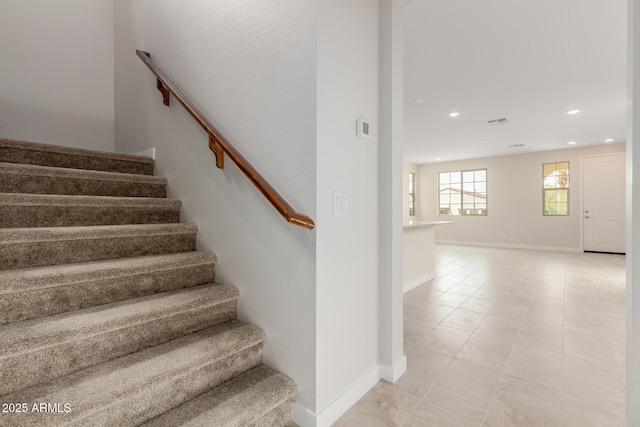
[141,365,296,427]
[0,138,298,426]
[0,193,181,227]
[0,321,265,427]
[0,137,155,175]
[0,162,166,197]
[0,251,217,325]
[0,283,239,395]
[0,223,198,270]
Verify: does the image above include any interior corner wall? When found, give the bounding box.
[403,161,418,222]
[114,0,317,411]
[315,0,380,417]
[378,0,406,385]
[418,143,626,251]
[0,0,115,151]
[627,0,639,424]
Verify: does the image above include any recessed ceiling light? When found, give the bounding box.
[435,157,442,161]
[568,141,577,145]
[481,140,489,144]
[448,112,460,117]
[567,109,581,115]
[604,138,615,143]
[412,98,424,104]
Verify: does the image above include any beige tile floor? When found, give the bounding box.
[334,244,626,426]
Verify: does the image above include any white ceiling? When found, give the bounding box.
[402,0,628,164]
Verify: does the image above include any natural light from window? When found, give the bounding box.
[408,172,415,216]
[438,169,487,216]
[543,161,569,216]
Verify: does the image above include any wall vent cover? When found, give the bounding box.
[487,118,508,126]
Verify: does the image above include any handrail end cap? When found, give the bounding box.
[289,216,315,229]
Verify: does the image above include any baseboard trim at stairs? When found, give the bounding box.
[292,357,407,427]
[134,147,156,160]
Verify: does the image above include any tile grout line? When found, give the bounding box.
[409,253,488,426]
[593,272,626,378]
[479,268,544,427]
[342,246,625,426]
[561,264,568,427]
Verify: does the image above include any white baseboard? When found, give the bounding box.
[291,404,319,427]
[403,273,434,293]
[134,147,156,159]
[379,355,407,383]
[435,239,581,253]
[292,357,407,427]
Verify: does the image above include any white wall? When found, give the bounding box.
[315,0,381,418]
[378,0,407,389]
[627,1,639,424]
[114,0,317,411]
[115,1,401,423]
[0,0,114,151]
[403,161,418,222]
[418,143,626,251]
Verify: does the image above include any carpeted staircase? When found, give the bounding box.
[0,138,296,426]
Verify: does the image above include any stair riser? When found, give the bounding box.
[76,343,263,427]
[0,174,166,198]
[251,398,295,427]
[0,301,238,396]
[0,233,197,270]
[0,138,294,427]
[141,366,297,427]
[0,263,215,325]
[0,343,264,427]
[0,142,155,175]
[0,205,180,228]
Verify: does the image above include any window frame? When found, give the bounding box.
[408,172,416,216]
[542,161,570,216]
[438,168,487,216]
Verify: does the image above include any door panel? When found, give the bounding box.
[583,154,626,253]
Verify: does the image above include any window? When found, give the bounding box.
[543,162,569,215]
[438,169,487,216]
[408,173,415,216]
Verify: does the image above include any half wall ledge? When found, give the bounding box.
[403,220,453,292]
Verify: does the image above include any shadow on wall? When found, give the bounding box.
[0,100,115,152]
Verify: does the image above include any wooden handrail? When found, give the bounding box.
[136,50,315,229]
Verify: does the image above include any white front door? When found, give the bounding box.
[583,153,626,253]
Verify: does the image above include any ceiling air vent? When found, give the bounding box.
[487,118,508,126]
[508,144,525,148]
